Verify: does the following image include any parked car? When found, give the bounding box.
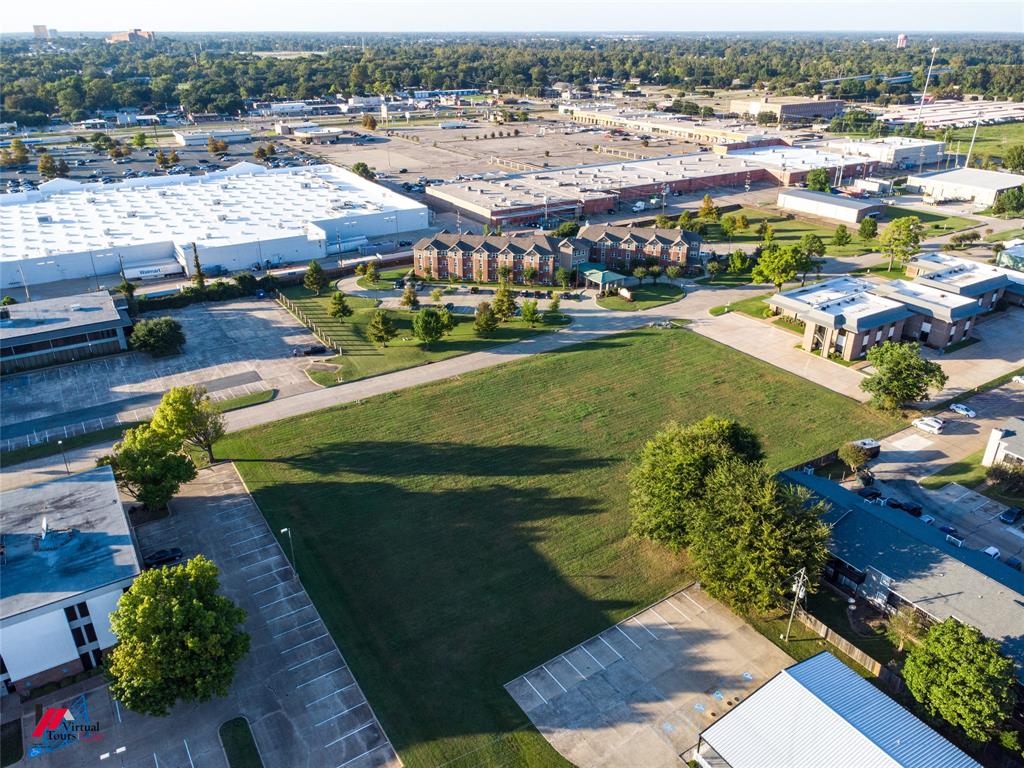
[912,417,944,435]
[881,498,904,510]
[294,344,327,357]
[857,487,882,500]
[982,546,1001,559]
[902,502,923,517]
[998,506,1022,524]
[444,303,455,311]
[469,286,479,294]
[1012,375,1024,385]
[938,525,959,536]
[949,403,976,418]
[920,514,936,525]
[144,547,183,569]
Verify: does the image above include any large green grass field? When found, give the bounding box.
[702,206,873,258]
[879,206,977,237]
[596,282,683,311]
[219,328,903,768]
[281,286,564,385]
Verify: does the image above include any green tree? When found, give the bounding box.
[861,341,948,410]
[903,618,1017,742]
[859,216,878,241]
[706,261,722,279]
[698,194,719,221]
[838,442,871,472]
[492,281,517,321]
[328,290,353,320]
[666,265,683,281]
[879,216,923,271]
[367,309,397,347]
[555,267,572,289]
[523,266,539,285]
[97,424,197,511]
[37,153,57,178]
[632,266,648,285]
[648,265,662,284]
[132,132,148,148]
[521,298,541,327]
[191,243,206,291]
[254,145,267,160]
[805,168,831,192]
[761,223,776,244]
[545,294,561,321]
[720,214,737,240]
[1,296,18,305]
[350,161,375,180]
[1001,144,1024,173]
[364,261,379,285]
[303,260,328,295]
[150,385,226,464]
[796,234,826,285]
[168,150,179,165]
[107,555,249,717]
[751,246,797,292]
[474,301,500,337]
[438,307,456,335]
[885,606,925,653]
[399,283,420,308]
[361,114,378,130]
[688,460,830,612]
[728,249,750,274]
[736,213,749,231]
[130,317,186,357]
[9,139,29,166]
[497,264,511,283]
[832,224,851,246]
[628,417,763,549]
[412,307,446,348]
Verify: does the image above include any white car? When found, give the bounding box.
[949,403,976,418]
[982,546,1001,559]
[912,417,944,435]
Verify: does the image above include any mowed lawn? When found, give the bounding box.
[219,329,903,768]
[702,206,873,258]
[596,282,684,311]
[880,206,976,237]
[281,286,561,384]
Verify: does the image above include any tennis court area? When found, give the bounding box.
[504,585,793,768]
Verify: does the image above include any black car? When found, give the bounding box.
[857,487,882,500]
[398,240,413,247]
[882,498,904,510]
[144,548,183,569]
[998,507,1022,524]
[444,303,455,311]
[470,286,480,294]
[939,525,959,537]
[902,502,924,517]
[300,344,328,356]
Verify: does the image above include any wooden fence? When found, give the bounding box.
[276,293,341,352]
[795,607,905,693]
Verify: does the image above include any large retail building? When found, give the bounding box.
[0,162,429,291]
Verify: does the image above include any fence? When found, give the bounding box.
[795,607,905,693]
[275,293,341,352]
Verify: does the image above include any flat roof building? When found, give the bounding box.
[172,128,252,146]
[563,106,786,146]
[904,251,1012,300]
[777,188,884,224]
[878,99,1024,128]
[0,162,429,290]
[694,652,979,768]
[906,167,1024,207]
[982,417,1024,468]
[824,136,945,169]
[728,96,845,122]
[0,291,132,374]
[0,466,140,695]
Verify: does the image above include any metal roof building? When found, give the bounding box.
[777,188,884,223]
[695,653,980,768]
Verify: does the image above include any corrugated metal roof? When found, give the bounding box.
[700,653,980,768]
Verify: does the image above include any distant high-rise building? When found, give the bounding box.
[896,34,908,49]
[105,29,156,44]
[32,25,49,40]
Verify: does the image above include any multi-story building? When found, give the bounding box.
[172,128,252,146]
[728,96,845,123]
[412,233,579,284]
[902,251,1009,310]
[104,29,155,44]
[870,279,984,348]
[824,137,945,169]
[574,225,703,272]
[0,467,140,697]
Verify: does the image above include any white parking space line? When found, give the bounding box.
[288,649,338,672]
[260,591,303,610]
[247,564,291,582]
[561,655,585,680]
[282,633,329,654]
[614,625,641,649]
[335,743,393,768]
[241,555,283,571]
[580,644,605,669]
[183,739,195,768]
[269,604,313,623]
[306,682,358,707]
[600,634,624,658]
[254,579,295,596]
[297,666,346,689]
[224,522,266,537]
[665,599,691,622]
[680,591,706,614]
[631,617,657,638]
[324,721,375,748]
[272,618,319,638]
[541,665,567,693]
[234,542,279,559]
[234,531,273,547]
[314,702,366,727]
[649,606,674,628]
[523,676,547,705]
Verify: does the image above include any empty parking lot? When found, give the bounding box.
[504,585,793,768]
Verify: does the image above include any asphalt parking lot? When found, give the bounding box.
[0,298,322,451]
[17,463,398,768]
[505,585,792,768]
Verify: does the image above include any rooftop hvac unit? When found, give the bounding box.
[212,199,222,205]
[126,210,137,218]
[86,196,97,203]
[217,214,228,221]
[103,228,112,236]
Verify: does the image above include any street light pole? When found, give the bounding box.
[784,567,808,642]
[916,47,940,128]
[280,528,296,573]
[57,439,70,475]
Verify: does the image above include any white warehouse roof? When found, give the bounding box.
[907,167,1024,192]
[0,162,426,262]
[699,653,979,768]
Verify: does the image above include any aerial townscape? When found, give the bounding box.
[2,2,1024,767]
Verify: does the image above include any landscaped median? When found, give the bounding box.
[279,286,571,387]
[219,717,263,768]
[595,282,684,311]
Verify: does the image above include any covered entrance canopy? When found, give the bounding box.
[579,261,628,290]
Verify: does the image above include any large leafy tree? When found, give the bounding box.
[629,417,763,549]
[903,618,1017,742]
[150,385,226,463]
[687,460,830,612]
[107,556,250,717]
[805,168,831,192]
[1002,144,1024,173]
[412,307,446,348]
[474,301,499,337]
[97,424,197,511]
[879,216,923,271]
[367,309,397,347]
[130,317,186,357]
[796,233,826,285]
[752,245,798,292]
[861,341,947,410]
[303,260,328,295]
[492,282,517,321]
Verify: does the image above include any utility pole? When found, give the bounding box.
[783,567,809,642]
[915,47,940,129]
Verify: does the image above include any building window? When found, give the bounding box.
[77,602,89,617]
[72,627,85,647]
[887,326,894,338]
[874,329,883,342]
[64,605,77,622]
[965,319,972,331]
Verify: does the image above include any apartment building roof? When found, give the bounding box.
[767,276,910,331]
[870,279,981,322]
[413,233,569,256]
[907,251,1011,297]
[575,224,702,248]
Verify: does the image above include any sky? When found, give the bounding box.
[8,0,1023,34]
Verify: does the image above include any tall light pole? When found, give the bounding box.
[783,567,808,642]
[280,528,296,572]
[915,47,940,128]
[57,439,70,475]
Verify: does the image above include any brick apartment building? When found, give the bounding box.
[412,225,703,283]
